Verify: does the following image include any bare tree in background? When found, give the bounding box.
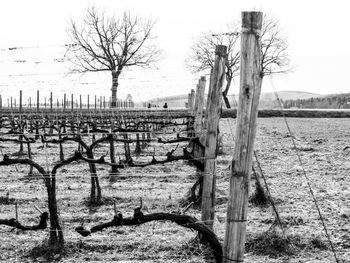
[187,28,240,108]
[188,15,290,108]
[260,15,290,77]
[66,7,160,107]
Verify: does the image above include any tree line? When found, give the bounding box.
[283,94,350,109]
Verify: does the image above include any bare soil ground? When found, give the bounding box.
[0,117,349,262]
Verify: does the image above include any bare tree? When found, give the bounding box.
[66,7,160,107]
[260,15,290,77]
[187,28,240,108]
[188,15,290,108]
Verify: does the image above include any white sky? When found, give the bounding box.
[0,0,349,103]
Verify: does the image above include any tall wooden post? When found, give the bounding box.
[50,92,53,112]
[87,95,90,110]
[201,45,227,229]
[63,93,66,112]
[95,95,97,110]
[189,89,195,111]
[19,90,22,114]
[194,77,206,135]
[223,11,263,263]
[36,90,39,112]
[71,94,74,111]
[80,94,82,110]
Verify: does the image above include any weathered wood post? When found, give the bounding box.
[223,11,263,263]
[201,45,227,229]
[80,94,82,111]
[36,90,39,112]
[63,94,66,112]
[194,77,206,136]
[192,76,207,161]
[189,89,195,111]
[19,90,22,114]
[50,92,53,112]
[87,95,90,110]
[71,94,74,111]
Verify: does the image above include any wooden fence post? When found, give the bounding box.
[194,76,206,136]
[50,92,53,112]
[223,11,263,263]
[36,90,39,112]
[201,45,227,229]
[88,95,90,110]
[189,89,195,111]
[80,94,82,110]
[63,93,66,112]
[193,76,207,160]
[19,90,22,114]
[71,94,74,111]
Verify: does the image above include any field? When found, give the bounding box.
[0,117,349,262]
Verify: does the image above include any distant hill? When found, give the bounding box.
[145,91,323,109]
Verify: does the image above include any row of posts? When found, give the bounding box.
[0,92,135,112]
[188,11,263,263]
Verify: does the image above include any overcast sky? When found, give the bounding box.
[0,0,349,103]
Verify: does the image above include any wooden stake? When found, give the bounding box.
[194,77,206,136]
[19,90,22,114]
[201,45,227,229]
[189,89,195,111]
[50,92,53,112]
[63,93,66,112]
[71,94,74,111]
[36,90,39,112]
[223,11,263,263]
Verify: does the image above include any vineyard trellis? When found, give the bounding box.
[0,100,225,259]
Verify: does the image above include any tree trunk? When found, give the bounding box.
[46,179,64,248]
[86,149,102,204]
[222,74,232,109]
[111,70,120,108]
